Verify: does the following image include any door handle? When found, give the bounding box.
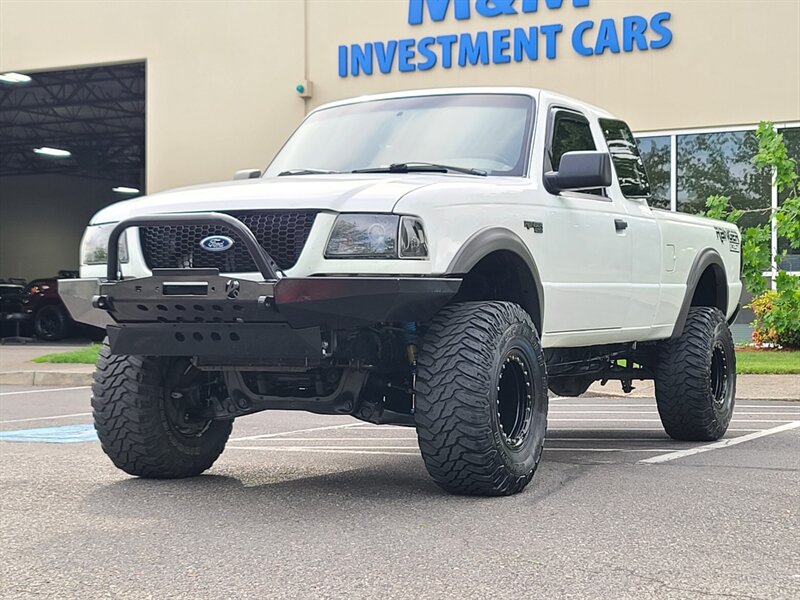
[615,219,628,232]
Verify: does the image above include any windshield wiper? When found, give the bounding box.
[352,162,488,176]
[278,168,340,176]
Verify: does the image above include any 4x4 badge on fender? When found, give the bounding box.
[200,235,235,252]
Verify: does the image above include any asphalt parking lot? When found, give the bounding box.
[1,384,798,599]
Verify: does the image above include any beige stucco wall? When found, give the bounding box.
[310,0,800,130]
[2,0,799,194]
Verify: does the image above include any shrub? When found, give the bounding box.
[750,273,800,349]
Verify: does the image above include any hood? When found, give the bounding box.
[90,174,450,224]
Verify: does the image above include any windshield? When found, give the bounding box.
[265,94,535,177]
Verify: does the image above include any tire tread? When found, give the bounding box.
[415,302,547,496]
[655,307,736,441]
[92,342,231,478]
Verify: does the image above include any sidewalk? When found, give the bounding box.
[0,342,95,386]
[1,343,798,400]
[586,375,800,402]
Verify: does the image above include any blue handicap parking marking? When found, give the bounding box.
[0,424,98,444]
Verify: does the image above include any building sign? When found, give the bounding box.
[338,0,673,77]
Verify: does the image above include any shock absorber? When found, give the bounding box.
[403,322,418,411]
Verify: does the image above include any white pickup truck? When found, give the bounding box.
[62,87,743,496]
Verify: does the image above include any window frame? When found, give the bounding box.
[543,106,609,201]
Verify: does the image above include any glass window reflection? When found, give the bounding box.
[778,127,800,271]
[636,136,671,209]
[677,131,772,230]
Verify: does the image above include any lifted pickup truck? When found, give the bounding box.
[62,88,742,496]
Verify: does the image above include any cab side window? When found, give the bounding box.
[599,119,652,198]
[548,110,597,172]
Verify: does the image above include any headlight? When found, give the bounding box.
[80,223,128,265]
[325,214,428,259]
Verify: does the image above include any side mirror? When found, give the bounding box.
[544,151,612,194]
[234,169,261,180]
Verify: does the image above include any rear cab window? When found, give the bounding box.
[599,119,652,199]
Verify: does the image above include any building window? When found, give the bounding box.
[634,123,800,274]
[636,135,671,209]
[778,127,800,271]
[677,130,772,229]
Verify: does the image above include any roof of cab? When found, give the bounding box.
[311,87,616,120]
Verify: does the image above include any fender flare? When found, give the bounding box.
[672,248,728,339]
[446,227,545,329]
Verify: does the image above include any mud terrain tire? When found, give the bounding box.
[415,302,548,496]
[92,341,231,478]
[655,307,736,441]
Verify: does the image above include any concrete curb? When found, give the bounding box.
[0,371,93,386]
[582,391,800,403]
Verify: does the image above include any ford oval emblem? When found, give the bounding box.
[199,235,235,252]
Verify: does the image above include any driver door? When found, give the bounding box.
[541,107,633,340]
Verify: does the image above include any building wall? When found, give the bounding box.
[308,0,800,131]
[2,0,799,194]
[0,175,120,280]
[0,0,307,193]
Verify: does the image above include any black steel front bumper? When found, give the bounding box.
[60,212,460,362]
[93,271,458,361]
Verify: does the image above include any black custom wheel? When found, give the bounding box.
[654,307,737,441]
[415,302,548,496]
[92,340,231,478]
[34,304,72,341]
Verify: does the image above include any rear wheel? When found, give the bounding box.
[415,302,548,496]
[92,341,231,478]
[34,304,72,341]
[655,307,736,441]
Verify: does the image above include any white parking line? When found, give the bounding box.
[549,411,800,416]
[549,403,800,409]
[226,445,677,455]
[547,448,675,453]
[237,437,418,442]
[0,386,91,397]
[356,426,768,433]
[232,445,417,451]
[0,412,92,424]
[547,437,716,443]
[226,436,690,443]
[228,446,418,456]
[639,421,800,464]
[549,418,792,423]
[231,422,364,441]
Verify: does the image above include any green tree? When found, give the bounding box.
[703,123,800,347]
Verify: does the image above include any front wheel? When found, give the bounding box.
[92,341,231,478]
[654,307,736,441]
[415,302,548,496]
